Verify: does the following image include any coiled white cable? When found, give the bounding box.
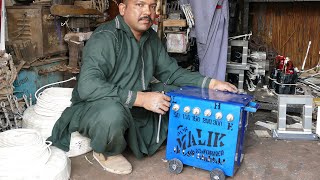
[0,134,71,180]
[34,87,73,117]
[0,129,52,177]
[23,106,92,157]
[23,77,92,157]
[34,77,75,117]
[34,77,76,101]
[23,105,61,139]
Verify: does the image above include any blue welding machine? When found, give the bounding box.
[165,86,258,180]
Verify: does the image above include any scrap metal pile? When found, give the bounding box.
[253,52,320,113]
[231,36,320,112]
[0,51,24,132]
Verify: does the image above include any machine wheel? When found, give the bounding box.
[168,158,183,174]
[210,168,225,180]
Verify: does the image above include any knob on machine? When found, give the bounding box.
[192,107,201,115]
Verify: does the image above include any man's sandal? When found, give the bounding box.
[93,151,132,175]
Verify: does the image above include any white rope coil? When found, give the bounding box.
[24,79,92,158]
[34,77,76,100]
[23,105,92,157]
[23,105,60,139]
[34,87,73,117]
[0,129,52,177]
[1,146,71,180]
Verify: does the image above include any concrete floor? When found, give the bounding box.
[69,110,320,180]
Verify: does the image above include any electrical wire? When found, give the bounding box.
[35,77,76,101]
[23,105,92,158]
[34,77,76,117]
[24,77,92,157]
[34,87,73,117]
[23,105,61,139]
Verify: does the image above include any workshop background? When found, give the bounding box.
[1,0,320,179]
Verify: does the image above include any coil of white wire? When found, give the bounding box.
[0,130,71,180]
[22,105,60,139]
[23,105,92,157]
[22,78,92,157]
[0,129,52,177]
[34,87,73,117]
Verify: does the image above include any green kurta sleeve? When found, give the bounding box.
[154,39,211,89]
[77,31,137,107]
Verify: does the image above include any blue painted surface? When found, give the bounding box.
[13,62,65,104]
[166,86,258,177]
[166,86,253,106]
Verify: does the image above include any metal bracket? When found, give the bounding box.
[272,94,318,140]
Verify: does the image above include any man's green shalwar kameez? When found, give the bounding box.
[48,15,212,159]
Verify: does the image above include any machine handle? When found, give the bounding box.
[244,101,259,112]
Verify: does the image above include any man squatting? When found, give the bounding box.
[48,0,238,175]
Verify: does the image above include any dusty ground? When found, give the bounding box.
[69,110,320,180]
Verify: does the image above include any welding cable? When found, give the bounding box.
[246,68,256,80]
[245,79,256,92]
[0,129,52,177]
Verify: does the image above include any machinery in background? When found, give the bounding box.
[226,33,269,92]
[5,4,70,106]
[6,5,68,65]
[163,1,190,54]
[239,43,319,141]
[163,0,197,69]
[268,55,298,95]
[226,37,249,92]
[49,4,103,71]
[5,1,105,104]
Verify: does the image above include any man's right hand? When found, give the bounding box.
[134,91,171,114]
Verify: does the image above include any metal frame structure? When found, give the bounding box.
[226,40,250,92]
[272,94,317,140]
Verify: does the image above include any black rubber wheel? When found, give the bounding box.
[168,158,183,174]
[210,168,225,180]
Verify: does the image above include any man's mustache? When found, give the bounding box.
[138,16,152,22]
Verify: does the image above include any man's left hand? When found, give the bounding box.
[209,79,238,93]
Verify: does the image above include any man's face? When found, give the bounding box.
[119,0,157,37]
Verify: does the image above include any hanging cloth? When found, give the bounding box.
[180,0,229,81]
